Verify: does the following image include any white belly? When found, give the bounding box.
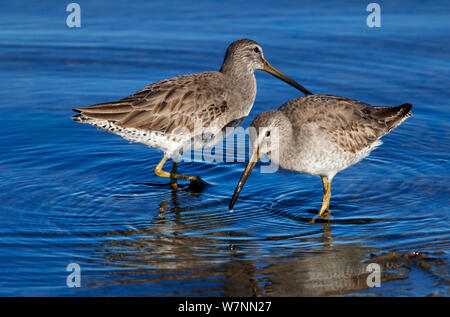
[84,118,241,158]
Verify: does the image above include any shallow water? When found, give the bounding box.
[0,0,449,296]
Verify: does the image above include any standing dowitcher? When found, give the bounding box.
[228,94,413,216]
[73,39,311,190]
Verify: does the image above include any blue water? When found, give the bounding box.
[0,0,449,296]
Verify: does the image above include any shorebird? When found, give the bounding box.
[228,94,413,216]
[73,39,311,190]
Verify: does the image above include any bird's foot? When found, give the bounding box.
[170,181,178,191]
[189,176,208,192]
[310,209,331,223]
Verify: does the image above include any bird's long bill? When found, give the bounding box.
[228,148,260,210]
[263,59,312,96]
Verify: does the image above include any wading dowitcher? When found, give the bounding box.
[73,39,311,190]
[228,94,413,216]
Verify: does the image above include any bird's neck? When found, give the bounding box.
[220,61,257,113]
[220,58,255,80]
[272,114,295,169]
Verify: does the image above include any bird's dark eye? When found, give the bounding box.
[265,130,270,137]
[253,47,260,53]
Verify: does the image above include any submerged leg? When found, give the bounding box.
[154,155,206,190]
[319,176,332,217]
[170,161,178,190]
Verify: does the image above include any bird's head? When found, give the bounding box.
[221,39,311,95]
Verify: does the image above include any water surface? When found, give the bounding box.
[0,0,449,296]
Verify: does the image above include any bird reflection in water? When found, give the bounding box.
[80,188,442,296]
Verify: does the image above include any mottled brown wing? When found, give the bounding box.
[73,73,230,134]
[322,96,412,154]
[283,95,412,154]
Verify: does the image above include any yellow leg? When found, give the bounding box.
[319,176,332,217]
[153,155,205,189]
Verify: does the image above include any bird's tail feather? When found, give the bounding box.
[372,103,413,130]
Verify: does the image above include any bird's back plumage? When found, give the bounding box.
[274,94,412,178]
[73,71,256,156]
[280,94,412,154]
[74,72,235,133]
